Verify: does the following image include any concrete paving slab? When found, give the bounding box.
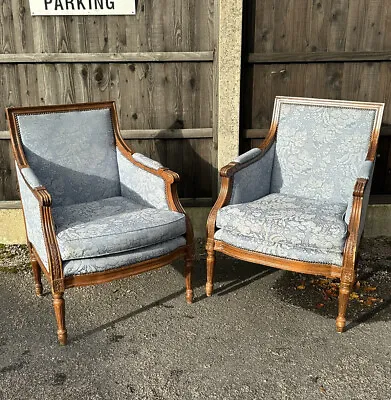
[0,239,390,400]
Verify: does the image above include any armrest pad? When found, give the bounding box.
[132,153,163,170]
[357,160,373,180]
[344,160,374,225]
[116,149,169,210]
[229,143,276,205]
[21,167,42,189]
[233,148,262,164]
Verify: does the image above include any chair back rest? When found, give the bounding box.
[11,103,121,206]
[270,97,383,204]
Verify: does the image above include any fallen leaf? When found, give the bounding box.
[364,286,377,292]
[350,292,359,300]
[297,285,306,290]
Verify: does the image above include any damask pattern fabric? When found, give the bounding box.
[117,149,169,210]
[344,160,374,224]
[21,167,42,189]
[229,143,276,205]
[216,193,347,265]
[214,229,344,266]
[270,104,376,205]
[63,237,186,276]
[16,109,120,207]
[133,153,163,170]
[233,148,262,164]
[53,196,186,260]
[16,166,49,268]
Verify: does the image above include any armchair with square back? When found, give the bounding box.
[6,102,194,345]
[206,96,384,332]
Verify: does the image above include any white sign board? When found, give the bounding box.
[29,0,136,16]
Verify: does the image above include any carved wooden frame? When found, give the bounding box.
[206,96,384,333]
[6,101,194,345]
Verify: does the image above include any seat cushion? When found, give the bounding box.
[63,237,186,276]
[53,196,186,261]
[215,193,348,266]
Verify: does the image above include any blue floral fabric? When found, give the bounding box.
[52,196,186,261]
[63,237,186,276]
[16,166,49,268]
[117,149,169,210]
[344,160,374,224]
[133,153,163,170]
[216,193,347,265]
[271,103,376,205]
[16,109,121,207]
[229,143,276,205]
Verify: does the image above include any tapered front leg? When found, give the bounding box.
[185,248,194,304]
[52,292,67,345]
[206,240,215,297]
[336,280,353,333]
[31,258,43,297]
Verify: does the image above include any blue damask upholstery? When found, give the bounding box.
[344,160,374,225]
[16,166,49,268]
[216,193,347,265]
[53,196,186,260]
[271,104,376,205]
[14,107,188,276]
[214,101,378,266]
[63,237,186,276]
[16,109,120,207]
[229,143,276,205]
[117,149,169,210]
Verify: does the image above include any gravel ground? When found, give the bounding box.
[0,238,390,400]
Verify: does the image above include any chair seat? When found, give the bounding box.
[53,196,186,261]
[63,237,187,276]
[215,193,348,265]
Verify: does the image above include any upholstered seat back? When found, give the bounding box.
[16,108,121,206]
[270,102,376,204]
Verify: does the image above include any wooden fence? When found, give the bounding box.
[241,0,391,199]
[0,0,216,205]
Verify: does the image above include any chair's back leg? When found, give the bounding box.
[52,292,67,345]
[185,247,194,304]
[206,239,215,296]
[31,257,43,297]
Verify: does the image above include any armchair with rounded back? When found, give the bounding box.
[206,96,384,332]
[7,102,194,345]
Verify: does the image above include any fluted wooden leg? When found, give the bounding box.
[185,249,193,304]
[31,258,43,297]
[52,292,67,345]
[336,280,352,333]
[206,241,215,297]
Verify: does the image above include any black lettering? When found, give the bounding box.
[55,0,64,10]
[44,0,53,10]
[106,0,114,9]
[76,0,86,9]
[95,0,103,9]
[65,0,75,9]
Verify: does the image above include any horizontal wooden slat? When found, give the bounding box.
[248,51,391,64]
[0,128,213,140]
[0,52,214,64]
[243,129,268,139]
[121,128,213,139]
[244,126,391,139]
